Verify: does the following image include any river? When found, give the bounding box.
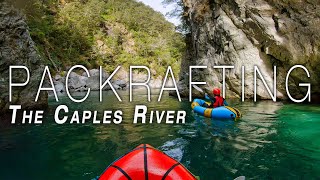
[0,90,319,179]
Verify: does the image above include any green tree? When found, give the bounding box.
[19,0,185,77]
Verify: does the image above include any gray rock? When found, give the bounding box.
[82,68,109,79]
[67,73,88,90]
[178,0,320,101]
[132,73,149,83]
[112,84,121,90]
[89,69,100,76]
[54,74,62,81]
[0,1,47,112]
[75,86,88,92]
[150,77,174,89]
[113,80,127,88]
[69,72,79,79]
[149,79,162,89]
[83,68,110,91]
[86,76,100,90]
[52,69,112,92]
[114,68,128,80]
[54,81,65,93]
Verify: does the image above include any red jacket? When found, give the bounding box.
[212,96,224,108]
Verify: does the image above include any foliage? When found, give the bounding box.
[162,0,190,34]
[22,0,185,77]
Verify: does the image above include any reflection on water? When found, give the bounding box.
[159,138,188,162]
[0,90,319,180]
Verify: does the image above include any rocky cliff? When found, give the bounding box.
[178,0,320,101]
[0,1,47,114]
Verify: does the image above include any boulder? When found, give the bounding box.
[113,80,127,89]
[54,81,65,93]
[85,68,110,91]
[112,84,121,90]
[54,74,62,81]
[67,73,88,91]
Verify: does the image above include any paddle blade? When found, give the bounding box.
[234,176,245,180]
[192,85,204,93]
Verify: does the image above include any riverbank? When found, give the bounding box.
[52,68,174,95]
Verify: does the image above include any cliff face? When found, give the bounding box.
[178,0,320,101]
[0,1,47,113]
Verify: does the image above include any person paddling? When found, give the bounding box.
[204,88,228,108]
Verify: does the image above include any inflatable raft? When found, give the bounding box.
[99,144,197,180]
[191,99,241,120]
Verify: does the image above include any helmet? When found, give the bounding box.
[213,88,221,96]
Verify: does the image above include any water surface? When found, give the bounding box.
[0,90,319,179]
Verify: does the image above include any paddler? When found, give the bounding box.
[203,88,228,108]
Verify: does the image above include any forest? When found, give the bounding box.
[17,0,185,76]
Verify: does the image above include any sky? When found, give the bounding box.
[137,0,180,26]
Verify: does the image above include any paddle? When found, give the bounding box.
[234,176,245,180]
[192,84,205,94]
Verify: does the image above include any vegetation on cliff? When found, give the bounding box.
[20,0,185,76]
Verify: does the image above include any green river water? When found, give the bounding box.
[0,90,319,179]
